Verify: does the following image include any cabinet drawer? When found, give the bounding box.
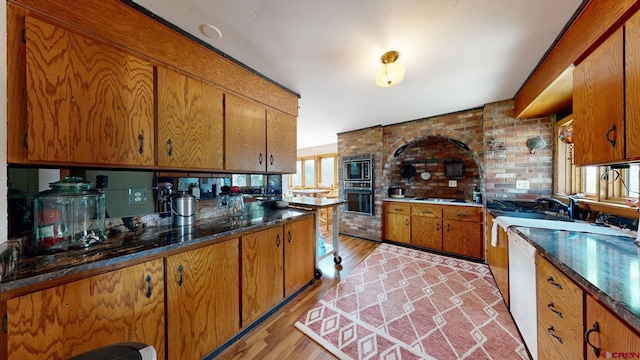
[442,206,481,222]
[536,254,584,359]
[412,205,442,217]
[384,202,411,215]
[537,255,583,312]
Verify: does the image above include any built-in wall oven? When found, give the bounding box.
[343,154,374,215]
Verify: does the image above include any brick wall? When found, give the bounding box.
[483,100,554,200]
[337,100,553,241]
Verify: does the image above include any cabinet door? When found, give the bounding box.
[384,213,411,243]
[225,93,267,172]
[157,67,224,169]
[7,260,165,360]
[166,239,239,360]
[486,214,509,305]
[573,27,624,165]
[443,219,482,259]
[625,11,640,159]
[585,295,640,360]
[266,109,297,173]
[284,216,315,297]
[411,216,442,250]
[25,17,155,166]
[241,226,284,326]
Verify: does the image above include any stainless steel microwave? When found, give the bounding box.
[344,159,371,181]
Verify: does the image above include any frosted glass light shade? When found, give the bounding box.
[375,59,405,87]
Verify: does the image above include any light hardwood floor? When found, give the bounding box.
[215,234,380,360]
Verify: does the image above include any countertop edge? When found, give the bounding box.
[383,197,484,207]
[510,226,640,334]
[0,210,314,293]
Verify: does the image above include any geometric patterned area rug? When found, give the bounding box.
[295,244,529,359]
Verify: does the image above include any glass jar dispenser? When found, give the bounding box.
[32,176,106,252]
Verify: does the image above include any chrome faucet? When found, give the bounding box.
[536,197,579,220]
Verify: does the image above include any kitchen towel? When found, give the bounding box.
[491,216,635,247]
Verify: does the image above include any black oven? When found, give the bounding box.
[344,190,373,215]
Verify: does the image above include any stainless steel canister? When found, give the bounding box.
[170,191,197,227]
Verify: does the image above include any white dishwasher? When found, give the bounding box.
[508,229,537,359]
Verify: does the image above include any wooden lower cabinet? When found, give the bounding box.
[241,226,285,326]
[166,239,240,360]
[486,213,509,305]
[536,254,584,360]
[6,260,165,360]
[411,205,443,249]
[383,202,411,244]
[442,206,483,259]
[585,295,640,360]
[284,216,315,297]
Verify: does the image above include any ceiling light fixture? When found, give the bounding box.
[375,50,405,87]
[200,24,222,40]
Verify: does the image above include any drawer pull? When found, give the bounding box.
[547,276,563,290]
[547,302,563,318]
[585,322,601,358]
[436,223,440,230]
[405,219,409,226]
[178,265,184,286]
[456,213,468,218]
[547,326,563,344]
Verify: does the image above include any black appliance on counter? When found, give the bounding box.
[343,154,374,215]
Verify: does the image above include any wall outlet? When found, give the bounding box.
[516,180,530,190]
[129,188,146,205]
[448,180,457,187]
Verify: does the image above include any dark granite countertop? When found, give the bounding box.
[511,226,640,333]
[1,207,312,293]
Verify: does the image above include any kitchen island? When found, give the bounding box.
[286,196,345,278]
[0,204,316,360]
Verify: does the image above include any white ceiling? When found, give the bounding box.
[132,0,584,149]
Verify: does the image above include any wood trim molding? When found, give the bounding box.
[514,0,639,118]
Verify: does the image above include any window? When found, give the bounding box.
[555,115,639,205]
[290,153,337,189]
[232,174,264,187]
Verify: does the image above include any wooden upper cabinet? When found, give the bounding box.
[225,93,267,172]
[157,67,224,170]
[166,239,239,360]
[6,259,165,360]
[573,27,625,165]
[25,16,155,166]
[266,109,297,173]
[625,10,640,160]
[283,216,315,297]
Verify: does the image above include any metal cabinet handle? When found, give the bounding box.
[585,322,601,358]
[547,276,563,290]
[405,219,409,226]
[606,124,616,148]
[547,326,563,344]
[270,154,274,165]
[436,223,440,230]
[138,134,144,154]
[288,230,292,243]
[276,234,281,247]
[547,302,563,318]
[166,139,173,157]
[446,224,450,232]
[456,213,468,218]
[145,275,152,299]
[259,153,264,164]
[178,265,184,286]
